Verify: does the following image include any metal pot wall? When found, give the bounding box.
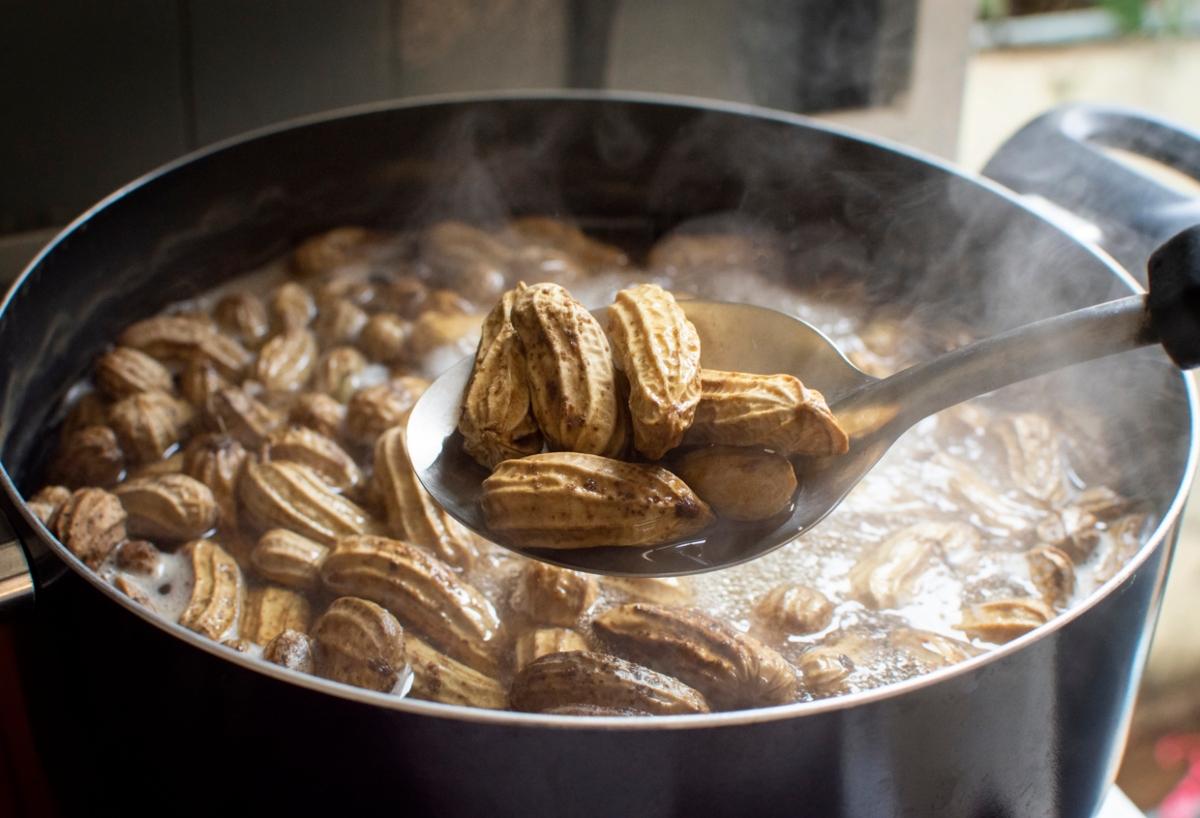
[1,92,1197,817]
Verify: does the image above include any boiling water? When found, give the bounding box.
[50,224,1149,705]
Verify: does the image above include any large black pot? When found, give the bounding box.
[2,93,1198,817]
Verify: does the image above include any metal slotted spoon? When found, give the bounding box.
[407,226,1200,577]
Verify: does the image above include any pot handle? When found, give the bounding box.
[982,103,1200,280]
[0,497,35,614]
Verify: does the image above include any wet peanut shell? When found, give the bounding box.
[510,650,709,715]
[320,535,502,675]
[606,283,702,460]
[312,596,408,693]
[685,369,848,456]
[481,452,713,549]
[511,282,623,456]
[592,603,798,710]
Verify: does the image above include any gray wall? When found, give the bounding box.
[0,0,915,241]
[2,0,415,234]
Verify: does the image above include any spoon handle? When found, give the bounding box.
[836,224,1200,434]
[836,294,1152,431]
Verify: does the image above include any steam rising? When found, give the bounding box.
[395,101,1186,510]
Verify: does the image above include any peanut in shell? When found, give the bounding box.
[673,445,796,522]
[481,452,713,549]
[512,283,624,457]
[606,283,701,460]
[685,369,848,456]
[458,286,542,469]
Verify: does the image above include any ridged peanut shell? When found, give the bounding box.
[426,289,474,316]
[360,313,412,363]
[317,275,378,311]
[115,474,219,542]
[796,647,853,695]
[481,453,713,549]
[408,311,482,358]
[115,539,161,576]
[1096,512,1148,583]
[995,413,1067,504]
[512,627,589,673]
[592,603,798,710]
[848,521,978,609]
[685,369,848,456]
[1026,545,1075,607]
[1073,485,1132,521]
[127,452,184,480]
[957,597,1054,644]
[288,392,346,439]
[313,299,368,348]
[27,485,71,527]
[108,391,193,464]
[262,629,316,673]
[607,284,701,459]
[1035,506,1100,561]
[62,392,110,440]
[509,561,597,627]
[290,226,377,278]
[406,634,506,709]
[373,427,478,569]
[206,385,283,448]
[51,425,125,488]
[179,539,243,640]
[512,283,623,456]
[113,575,156,611]
[320,535,501,674]
[458,286,542,468]
[888,628,978,669]
[182,434,249,528]
[94,347,173,399]
[312,596,408,693]
[753,584,833,637]
[214,293,270,348]
[255,328,318,391]
[311,346,367,402]
[345,379,427,447]
[263,425,362,493]
[118,315,249,379]
[179,359,229,409]
[238,460,375,546]
[510,216,629,270]
[420,221,510,303]
[371,276,427,318]
[648,232,781,276]
[510,651,709,715]
[54,488,127,567]
[240,585,313,645]
[250,529,329,591]
[269,282,316,333]
[941,454,1041,542]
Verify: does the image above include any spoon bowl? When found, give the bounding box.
[407,299,878,577]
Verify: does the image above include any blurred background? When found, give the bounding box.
[0,1,1198,813]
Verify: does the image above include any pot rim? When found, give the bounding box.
[3,89,1197,731]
